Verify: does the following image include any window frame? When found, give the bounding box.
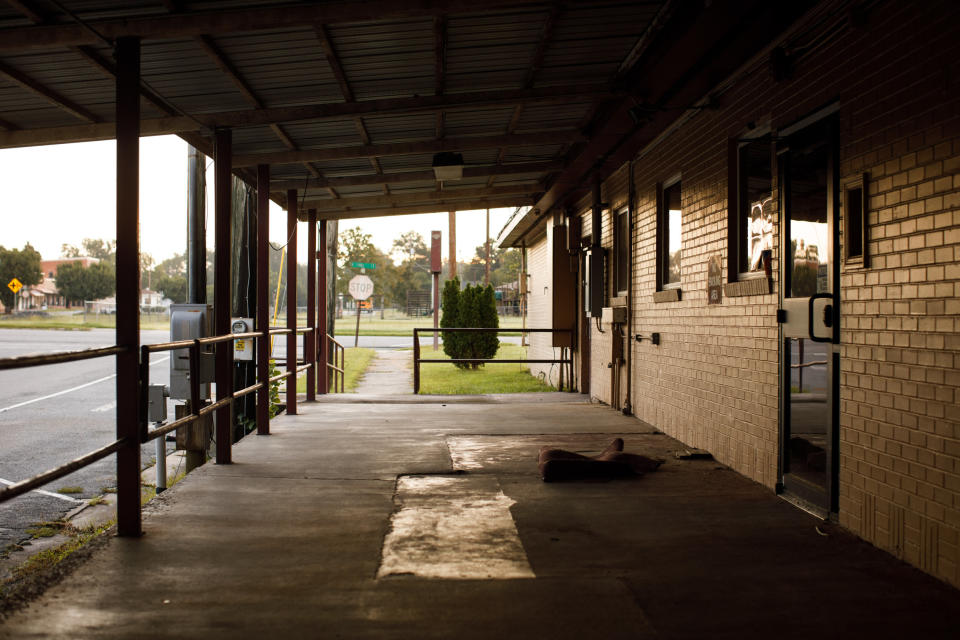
[729,129,774,282]
[656,175,682,291]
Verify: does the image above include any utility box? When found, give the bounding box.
[231,317,254,361]
[169,303,213,400]
[601,306,628,325]
[584,248,606,317]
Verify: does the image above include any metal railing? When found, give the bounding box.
[326,334,345,393]
[0,323,333,510]
[412,327,574,393]
[0,345,131,504]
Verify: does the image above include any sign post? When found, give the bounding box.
[430,231,442,351]
[348,273,374,347]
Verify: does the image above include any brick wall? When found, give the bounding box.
[526,231,557,386]
[580,0,960,586]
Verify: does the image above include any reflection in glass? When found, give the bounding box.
[787,338,828,489]
[740,136,773,272]
[786,126,830,298]
[664,182,682,285]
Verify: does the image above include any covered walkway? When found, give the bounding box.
[3,398,958,639]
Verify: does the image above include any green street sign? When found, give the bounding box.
[350,262,376,270]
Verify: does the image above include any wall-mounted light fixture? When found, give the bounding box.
[432,152,464,181]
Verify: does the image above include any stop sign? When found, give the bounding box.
[348,274,374,300]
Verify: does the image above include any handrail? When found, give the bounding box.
[0,345,126,371]
[0,438,126,503]
[412,327,574,393]
[325,333,345,393]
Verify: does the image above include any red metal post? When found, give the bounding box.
[115,36,142,537]
[306,209,317,402]
[317,220,328,394]
[214,128,233,463]
[256,164,270,434]
[286,189,298,415]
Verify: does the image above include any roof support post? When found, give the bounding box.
[214,128,233,463]
[114,35,141,537]
[306,208,317,402]
[448,211,456,279]
[317,219,328,395]
[187,145,206,304]
[256,164,270,434]
[286,189,298,415]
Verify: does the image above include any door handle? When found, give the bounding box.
[808,293,834,343]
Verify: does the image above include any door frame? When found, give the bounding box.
[776,105,841,518]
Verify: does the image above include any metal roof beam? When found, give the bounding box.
[311,197,532,221]
[233,131,583,167]
[0,59,100,123]
[0,84,607,148]
[297,184,539,212]
[0,0,551,51]
[269,160,562,190]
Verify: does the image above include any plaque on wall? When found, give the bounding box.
[708,255,723,304]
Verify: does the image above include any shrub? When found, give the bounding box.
[439,280,499,369]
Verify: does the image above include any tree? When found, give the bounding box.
[0,244,42,313]
[439,280,499,369]
[440,277,463,364]
[61,238,116,263]
[155,274,187,303]
[336,227,397,306]
[56,260,115,304]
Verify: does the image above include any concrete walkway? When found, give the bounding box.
[2,398,959,639]
[353,349,412,395]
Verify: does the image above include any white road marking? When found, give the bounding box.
[0,478,84,504]
[91,401,117,413]
[0,356,168,415]
[378,475,535,580]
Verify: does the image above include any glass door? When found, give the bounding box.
[778,114,839,515]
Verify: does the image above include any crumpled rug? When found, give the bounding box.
[538,437,662,482]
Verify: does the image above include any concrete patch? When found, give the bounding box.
[378,475,534,580]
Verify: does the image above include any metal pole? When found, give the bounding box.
[432,272,439,351]
[155,430,167,492]
[256,164,270,433]
[214,128,233,464]
[187,145,206,304]
[286,189,298,415]
[448,210,456,279]
[318,220,328,394]
[115,36,141,537]
[354,296,361,348]
[306,209,317,402]
[485,208,490,285]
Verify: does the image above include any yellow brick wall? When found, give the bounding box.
[577,0,960,586]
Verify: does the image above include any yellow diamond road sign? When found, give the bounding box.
[7,278,22,294]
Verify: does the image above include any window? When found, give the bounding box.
[844,174,868,267]
[736,135,773,275]
[658,179,682,289]
[614,209,629,295]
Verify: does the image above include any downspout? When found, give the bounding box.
[623,160,634,416]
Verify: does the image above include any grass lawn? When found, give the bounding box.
[416,343,556,395]
[295,347,375,394]
[0,312,169,331]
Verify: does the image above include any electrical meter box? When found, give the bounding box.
[584,248,606,317]
[169,303,213,400]
[231,317,254,361]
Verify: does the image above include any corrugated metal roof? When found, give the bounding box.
[0,0,672,220]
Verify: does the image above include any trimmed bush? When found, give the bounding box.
[439,280,499,369]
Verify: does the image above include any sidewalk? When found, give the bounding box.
[353,349,412,395]
[2,398,958,639]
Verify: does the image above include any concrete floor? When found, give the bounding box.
[2,397,959,639]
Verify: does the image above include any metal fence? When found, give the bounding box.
[412,327,573,393]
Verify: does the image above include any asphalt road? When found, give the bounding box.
[0,329,173,549]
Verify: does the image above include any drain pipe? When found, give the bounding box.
[623,160,635,416]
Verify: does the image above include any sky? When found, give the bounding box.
[0,135,517,267]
